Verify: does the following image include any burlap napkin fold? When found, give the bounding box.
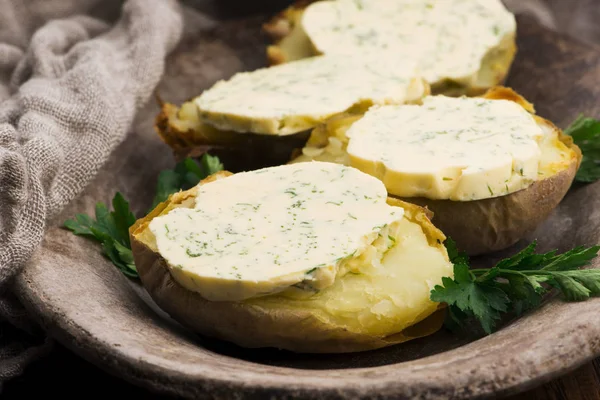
[0,0,182,386]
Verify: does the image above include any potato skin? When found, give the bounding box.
[397,88,581,255]
[401,159,578,256]
[130,174,447,353]
[155,102,309,172]
[132,246,445,353]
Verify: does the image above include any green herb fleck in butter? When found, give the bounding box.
[149,162,404,301]
[196,54,423,135]
[301,0,516,84]
[346,96,545,201]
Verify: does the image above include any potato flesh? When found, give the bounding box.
[537,119,576,179]
[267,22,314,64]
[248,217,452,337]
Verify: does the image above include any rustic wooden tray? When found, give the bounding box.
[15,4,600,399]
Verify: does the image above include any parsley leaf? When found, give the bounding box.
[444,237,469,266]
[431,239,600,334]
[64,154,224,279]
[565,114,600,183]
[152,170,181,210]
[64,193,137,278]
[151,154,223,209]
[430,262,509,334]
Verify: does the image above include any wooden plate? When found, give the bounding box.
[14,4,600,399]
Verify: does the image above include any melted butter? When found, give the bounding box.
[149,162,404,301]
[346,96,545,201]
[301,0,516,84]
[195,54,423,135]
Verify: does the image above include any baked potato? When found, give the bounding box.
[155,101,309,171]
[130,164,453,353]
[263,0,517,96]
[155,53,428,170]
[291,87,582,255]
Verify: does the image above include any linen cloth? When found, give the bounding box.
[0,0,598,391]
[0,0,182,387]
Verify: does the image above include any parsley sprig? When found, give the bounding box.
[64,193,137,278]
[151,155,223,209]
[431,239,600,334]
[64,154,223,278]
[565,114,600,183]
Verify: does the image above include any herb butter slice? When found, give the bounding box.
[195,54,425,135]
[346,96,547,201]
[148,162,404,302]
[301,0,515,89]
